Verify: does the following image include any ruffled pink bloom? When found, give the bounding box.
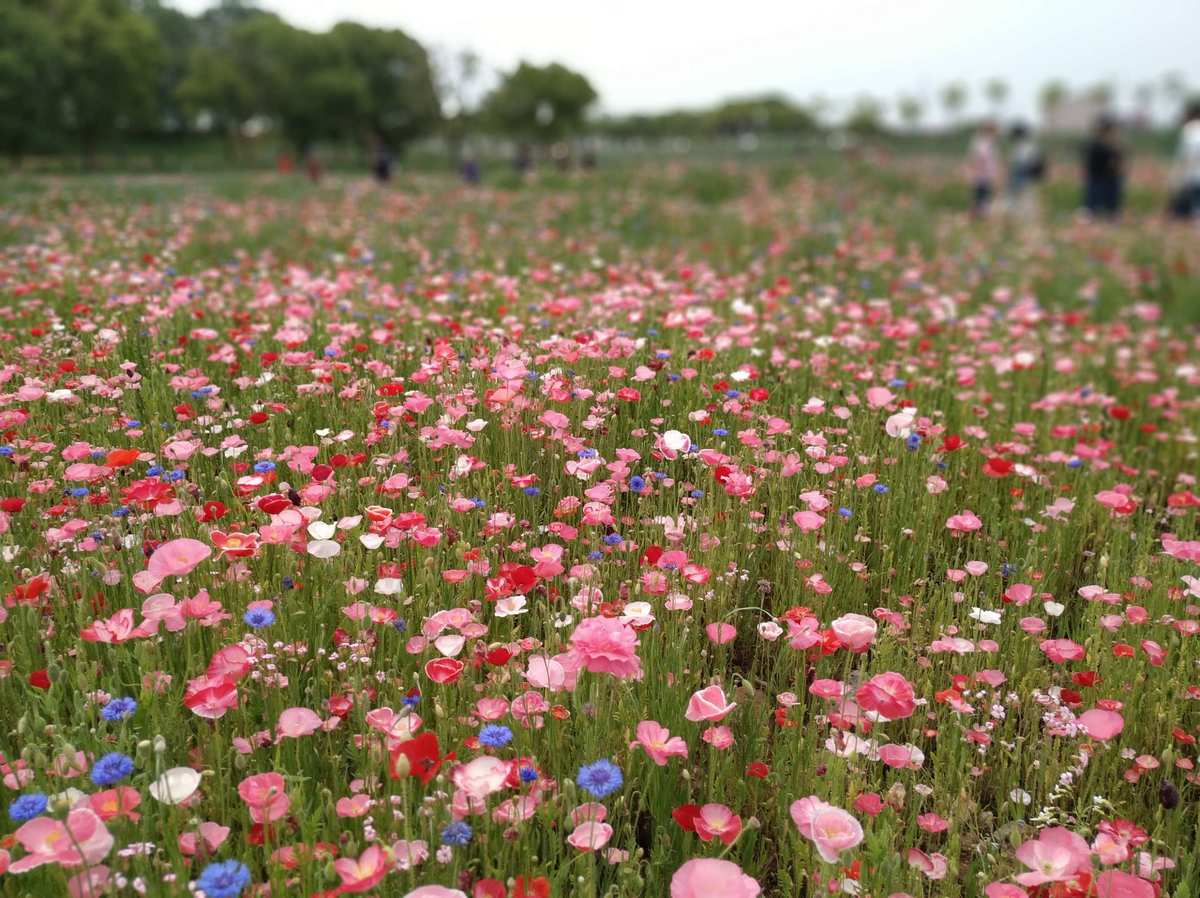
[402,888,467,898]
[450,756,509,801]
[693,803,743,845]
[568,615,643,680]
[790,796,864,863]
[1077,709,1124,741]
[685,684,736,722]
[670,858,760,898]
[946,510,983,533]
[633,720,689,766]
[705,622,737,644]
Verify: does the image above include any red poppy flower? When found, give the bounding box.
[672,804,701,832]
[28,669,51,690]
[390,732,453,784]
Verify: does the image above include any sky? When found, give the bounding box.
[170,0,1199,124]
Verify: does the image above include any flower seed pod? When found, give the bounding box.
[1159,779,1180,810]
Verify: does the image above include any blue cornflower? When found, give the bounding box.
[163,470,185,482]
[690,489,705,498]
[90,752,134,786]
[838,507,853,518]
[889,378,908,388]
[101,697,138,721]
[252,461,276,474]
[441,821,474,846]
[713,428,729,437]
[577,448,598,459]
[392,619,408,633]
[629,475,645,493]
[656,350,670,359]
[576,759,623,798]
[126,420,140,429]
[602,533,623,546]
[112,506,130,517]
[518,766,539,783]
[725,390,739,398]
[1067,458,1083,468]
[197,860,252,898]
[0,447,12,457]
[90,450,107,460]
[70,487,89,498]
[243,608,275,629]
[8,793,48,822]
[281,577,294,590]
[872,483,889,494]
[479,725,513,748]
[522,486,540,496]
[470,497,486,509]
[146,465,164,477]
[905,434,921,450]
[588,551,603,561]
[402,691,421,707]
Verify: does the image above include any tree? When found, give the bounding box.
[845,96,885,136]
[984,78,1009,114]
[707,94,818,136]
[231,15,368,151]
[137,0,201,135]
[940,81,968,126]
[330,22,440,153]
[177,45,255,153]
[53,0,166,164]
[482,62,597,141]
[0,1,63,163]
[1039,80,1068,117]
[897,96,924,132]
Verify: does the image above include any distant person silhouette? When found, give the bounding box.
[1168,100,1200,221]
[967,121,1000,217]
[1006,122,1045,220]
[1082,115,1124,219]
[371,138,393,183]
[303,144,323,184]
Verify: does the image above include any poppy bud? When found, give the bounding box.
[1159,779,1180,810]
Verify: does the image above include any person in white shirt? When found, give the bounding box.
[1006,122,1045,221]
[1169,101,1200,221]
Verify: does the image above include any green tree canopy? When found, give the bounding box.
[482,62,598,141]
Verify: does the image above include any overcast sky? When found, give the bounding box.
[170,0,1199,123]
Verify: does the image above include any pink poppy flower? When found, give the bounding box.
[705,622,737,644]
[790,796,864,863]
[656,430,691,460]
[670,858,760,898]
[451,756,509,801]
[1094,871,1155,898]
[237,772,290,823]
[67,866,110,898]
[566,821,613,851]
[946,510,983,534]
[403,887,467,898]
[693,803,743,845]
[277,707,323,739]
[633,720,689,766]
[685,684,737,722]
[335,844,393,893]
[855,672,916,720]
[10,808,113,872]
[1015,827,1092,886]
[1077,709,1124,741]
[831,613,877,652]
[145,538,212,585]
[907,848,949,879]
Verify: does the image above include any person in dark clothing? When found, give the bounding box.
[371,136,393,183]
[1082,115,1123,218]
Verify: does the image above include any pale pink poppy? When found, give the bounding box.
[277,707,323,739]
[402,887,467,898]
[907,848,949,879]
[1015,827,1092,886]
[685,684,736,722]
[946,510,983,534]
[10,809,113,873]
[790,796,864,863]
[450,756,509,801]
[633,720,689,766]
[831,613,877,652]
[146,538,212,584]
[705,622,737,644]
[855,672,916,720]
[568,615,643,680]
[1077,709,1124,741]
[1094,871,1154,898]
[566,821,614,851]
[656,430,691,460]
[670,858,760,898]
[67,866,111,898]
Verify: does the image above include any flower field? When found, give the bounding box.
[0,163,1199,898]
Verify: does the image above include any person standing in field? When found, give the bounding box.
[1081,114,1124,219]
[1006,122,1045,221]
[1167,100,1200,222]
[966,121,1001,217]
